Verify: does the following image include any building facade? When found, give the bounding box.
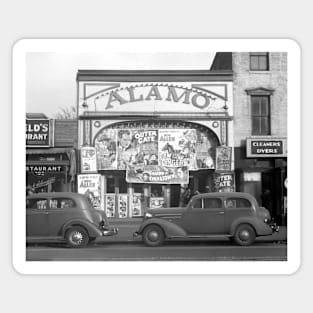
[26,114,77,193]
[77,70,235,219]
[232,52,287,225]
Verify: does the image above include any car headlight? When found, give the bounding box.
[145,212,153,218]
[264,218,269,223]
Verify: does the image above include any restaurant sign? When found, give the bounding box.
[246,137,287,158]
[26,119,52,147]
[26,165,65,177]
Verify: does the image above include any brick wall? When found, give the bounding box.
[232,52,287,147]
[54,119,78,148]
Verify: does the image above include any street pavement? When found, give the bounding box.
[26,219,287,261]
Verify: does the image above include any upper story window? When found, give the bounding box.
[250,52,269,71]
[251,95,271,135]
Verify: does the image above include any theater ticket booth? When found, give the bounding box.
[77,70,234,219]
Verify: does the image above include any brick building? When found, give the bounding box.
[232,52,287,224]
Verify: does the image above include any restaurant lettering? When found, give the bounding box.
[26,119,51,147]
[100,85,216,111]
[26,165,63,176]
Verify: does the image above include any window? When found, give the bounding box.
[251,95,270,135]
[225,198,251,209]
[26,199,48,210]
[250,52,269,71]
[49,198,75,209]
[192,198,202,209]
[203,198,222,209]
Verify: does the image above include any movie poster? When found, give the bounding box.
[126,165,189,184]
[216,146,232,171]
[214,172,235,192]
[105,193,116,218]
[132,129,158,166]
[158,129,197,169]
[94,128,117,170]
[77,174,102,210]
[130,193,142,217]
[80,146,97,172]
[117,194,128,218]
[150,197,165,209]
[116,129,138,170]
[196,130,215,169]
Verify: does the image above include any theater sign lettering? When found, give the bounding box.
[78,82,233,115]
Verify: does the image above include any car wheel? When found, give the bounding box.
[65,226,89,248]
[233,224,256,246]
[143,225,165,247]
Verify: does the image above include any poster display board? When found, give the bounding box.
[130,193,142,217]
[104,193,116,218]
[150,197,165,209]
[215,146,232,171]
[77,174,102,210]
[126,165,189,184]
[117,194,128,218]
[214,172,235,192]
[81,146,97,172]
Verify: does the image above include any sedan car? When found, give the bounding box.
[133,192,279,246]
[26,192,118,247]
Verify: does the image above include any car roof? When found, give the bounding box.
[26,192,86,200]
[192,192,256,201]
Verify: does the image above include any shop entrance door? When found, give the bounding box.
[170,185,181,207]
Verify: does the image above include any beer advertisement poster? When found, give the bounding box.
[80,146,97,173]
[77,174,101,210]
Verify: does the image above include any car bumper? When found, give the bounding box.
[102,227,119,236]
[270,223,280,233]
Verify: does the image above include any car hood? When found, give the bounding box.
[147,207,187,218]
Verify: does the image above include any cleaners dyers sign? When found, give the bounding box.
[26,119,51,147]
[246,137,287,158]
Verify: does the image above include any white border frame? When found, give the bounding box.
[13,39,300,274]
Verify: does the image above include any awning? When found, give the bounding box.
[26,147,74,155]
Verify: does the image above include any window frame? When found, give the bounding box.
[251,95,271,135]
[249,52,269,71]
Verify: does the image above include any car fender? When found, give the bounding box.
[230,217,272,236]
[138,218,187,238]
[61,219,102,238]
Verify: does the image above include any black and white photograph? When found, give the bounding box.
[13,39,300,274]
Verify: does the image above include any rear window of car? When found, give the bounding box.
[192,198,202,208]
[203,198,222,209]
[49,198,76,209]
[225,198,251,208]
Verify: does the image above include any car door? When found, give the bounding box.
[26,198,49,237]
[46,197,77,237]
[181,197,225,235]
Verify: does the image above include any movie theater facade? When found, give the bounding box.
[77,70,234,219]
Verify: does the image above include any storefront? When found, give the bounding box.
[77,70,234,218]
[235,136,287,225]
[26,115,77,193]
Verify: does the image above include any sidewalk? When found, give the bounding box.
[98,219,287,243]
